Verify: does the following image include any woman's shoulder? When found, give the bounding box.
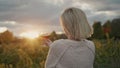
[85,39,95,53]
[50,39,64,47]
[50,39,69,50]
[53,39,65,43]
[85,40,94,45]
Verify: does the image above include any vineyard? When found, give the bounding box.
[0,38,120,68]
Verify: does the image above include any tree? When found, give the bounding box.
[103,20,111,34]
[0,30,14,44]
[49,31,58,41]
[92,21,104,39]
[111,18,120,39]
[103,20,111,43]
[57,34,67,39]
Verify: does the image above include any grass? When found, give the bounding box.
[93,39,120,68]
[0,39,120,68]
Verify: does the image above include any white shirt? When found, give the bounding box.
[45,39,95,68]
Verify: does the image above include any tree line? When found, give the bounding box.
[92,18,120,40]
[0,17,120,44]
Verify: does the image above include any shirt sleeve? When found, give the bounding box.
[45,40,69,68]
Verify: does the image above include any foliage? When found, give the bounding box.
[103,20,111,43]
[0,37,120,68]
[103,20,111,34]
[91,18,120,39]
[111,18,120,38]
[92,21,104,39]
[94,39,120,68]
[0,30,14,44]
[0,38,49,68]
[49,31,58,41]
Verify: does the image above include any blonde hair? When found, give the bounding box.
[60,7,93,40]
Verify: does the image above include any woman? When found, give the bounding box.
[45,7,95,68]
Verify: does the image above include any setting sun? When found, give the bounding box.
[20,31,40,39]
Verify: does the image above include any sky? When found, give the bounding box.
[0,0,120,36]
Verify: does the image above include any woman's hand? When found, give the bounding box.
[42,38,52,47]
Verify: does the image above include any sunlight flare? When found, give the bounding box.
[20,31,40,39]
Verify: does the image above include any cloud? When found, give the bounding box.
[44,0,64,6]
[0,27,8,33]
[0,21,17,28]
[0,0,120,35]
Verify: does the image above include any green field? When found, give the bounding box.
[0,39,120,68]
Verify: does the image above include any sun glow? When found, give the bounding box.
[20,31,40,39]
